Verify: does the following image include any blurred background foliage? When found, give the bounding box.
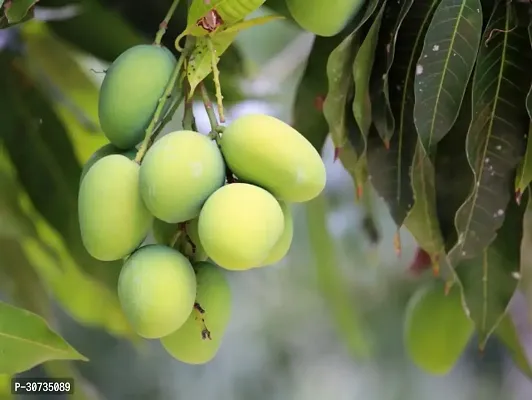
[0,0,531,399]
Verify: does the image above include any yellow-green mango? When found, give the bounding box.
[98,44,176,149]
[404,281,474,375]
[260,201,294,266]
[78,154,152,261]
[118,245,197,339]
[152,218,177,245]
[80,143,136,183]
[198,183,284,270]
[139,130,225,223]
[220,114,326,203]
[161,261,231,364]
[286,0,365,37]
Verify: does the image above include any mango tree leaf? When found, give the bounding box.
[292,36,338,151]
[0,300,87,375]
[527,23,531,121]
[413,0,483,154]
[305,194,372,359]
[0,374,10,400]
[370,0,414,143]
[45,361,105,400]
[515,123,532,203]
[367,0,440,227]
[493,312,532,379]
[323,0,380,150]
[0,50,121,289]
[456,195,527,346]
[186,15,281,94]
[4,0,37,23]
[44,0,145,63]
[449,1,531,265]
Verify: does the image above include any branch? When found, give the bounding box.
[153,0,181,46]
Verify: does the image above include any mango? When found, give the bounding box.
[186,218,209,262]
[78,154,152,261]
[152,218,208,262]
[98,44,176,149]
[286,0,365,37]
[220,114,326,203]
[139,130,225,223]
[118,245,197,339]
[198,183,284,270]
[80,143,136,183]
[261,201,294,266]
[404,282,474,375]
[152,218,177,246]
[161,262,231,364]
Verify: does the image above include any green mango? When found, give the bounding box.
[260,201,294,266]
[80,143,136,183]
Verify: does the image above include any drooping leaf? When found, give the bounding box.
[291,36,338,152]
[323,0,381,149]
[186,15,281,95]
[305,194,372,359]
[0,300,87,375]
[449,1,531,264]
[0,171,36,240]
[370,0,414,143]
[515,123,532,203]
[367,0,441,227]
[493,312,532,379]
[527,22,531,120]
[351,0,386,163]
[456,195,527,346]
[413,0,483,154]
[0,50,122,289]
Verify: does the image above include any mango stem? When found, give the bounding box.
[154,0,182,46]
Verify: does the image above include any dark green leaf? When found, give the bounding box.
[413,0,483,154]
[0,50,121,289]
[515,123,532,202]
[449,1,531,264]
[292,36,338,152]
[0,300,87,374]
[0,170,36,240]
[370,0,414,143]
[367,0,441,227]
[4,0,37,23]
[494,313,532,379]
[456,195,527,346]
[527,22,532,120]
[323,0,381,149]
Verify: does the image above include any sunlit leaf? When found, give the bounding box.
[413,0,483,154]
[0,300,87,375]
[456,196,527,346]
[449,2,531,265]
[494,313,532,379]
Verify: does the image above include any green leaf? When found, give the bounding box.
[186,15,281,95]
[292,36,338,152]
[0,50,121,289]
[45,0,145,63]
[4,0,37,23]
[323,0,381,149]
[0,300,88,374]
[515,123,532,202]
[0,375,12,400]
[367,0,441,227]
[370,0,414,143]
[0,171,36,240]
[455,196,527,346]
[527,22,532,120]
[45,361,105,400]
[449,1,531,265]
[413,0,483,154]
[351,1,386,157]
[493,313,532,379]
[305,194,372,359]
[185,0,267,38]
[403,143,449,276]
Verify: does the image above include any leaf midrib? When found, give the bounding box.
[0,329,74,356]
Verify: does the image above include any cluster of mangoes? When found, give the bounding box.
[77,44,327,364]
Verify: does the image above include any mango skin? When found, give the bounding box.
[118,245,197,339]
[404,282,474,375]
[139,130,226,223]
[260,201,294,266]
[220,114,326,203]
[161,262,231,364]
[286,0,365,37]
[80,143,136,183]
[198,183,284,270]
[78,154,152,261]
[98,44,176,149]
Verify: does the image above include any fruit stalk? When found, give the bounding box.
[153,0,182,46]
[199,82,221,138]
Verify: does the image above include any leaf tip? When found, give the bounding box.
[333,147,341,162]
[313,95,325,112]
[408,246,431,276]
[393,231,402,258]
[515,189,522,205]
[383,139,390,150]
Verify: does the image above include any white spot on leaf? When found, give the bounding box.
[432,44,439,51]
[416,64,423,75]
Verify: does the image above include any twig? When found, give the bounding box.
[134,53,186,164]
[154,0,181,46]
[199,82,220,136]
